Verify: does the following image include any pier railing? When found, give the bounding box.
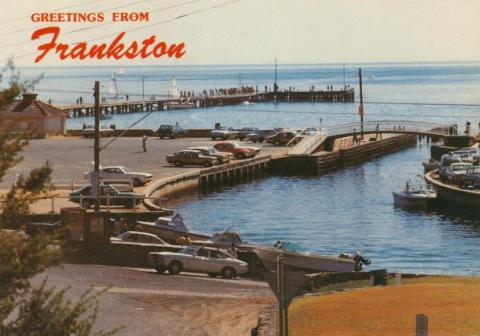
[324,120,454,137]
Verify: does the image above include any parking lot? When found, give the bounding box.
[1,136,288,187]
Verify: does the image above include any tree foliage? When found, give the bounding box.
[0,60,117,335]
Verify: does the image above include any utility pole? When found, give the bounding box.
[94,81,101,211]
[274,57,278,93]
[343,63,346,87]
[358,68,364,138]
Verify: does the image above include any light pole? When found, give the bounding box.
[358,68,364,138]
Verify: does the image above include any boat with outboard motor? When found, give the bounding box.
[392,176,436,208]
[253,241,370,273]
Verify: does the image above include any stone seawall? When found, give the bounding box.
[268,134,417,175]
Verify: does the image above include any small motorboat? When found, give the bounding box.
[136,214,209,243]
[241,101,255,105]
[254,242,370,273]
[392,177,436,208]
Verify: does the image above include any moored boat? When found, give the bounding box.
[136,214,209,243]
[392,178,436,208]
[254,242,370,273]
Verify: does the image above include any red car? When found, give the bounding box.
[213,141,260,159]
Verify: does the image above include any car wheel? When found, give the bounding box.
[203,161,212,167]
[175,161,183,167]
[160,136,164,139]
[221,267,235,279]
[211,137,216,140]
[168,261,182,275]
[82,200,92,209]
[133,178,142,187]
[216,159,223,165]
[155,266,166,273]
[208,273,217,278]
[259,139,264,143]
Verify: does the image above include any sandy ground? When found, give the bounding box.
[39,264,275,336]
[289,275,480,336]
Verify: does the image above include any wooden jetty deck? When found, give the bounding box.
[56,89,355,118]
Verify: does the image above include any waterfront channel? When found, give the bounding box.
[168,141,480,275]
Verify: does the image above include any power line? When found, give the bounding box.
[0,0,153,38]
[0,0,101,25]
[1,0,242,63]
[364,101,480,107]
[0,0,218,50]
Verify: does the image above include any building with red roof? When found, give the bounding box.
[0,93,67,138]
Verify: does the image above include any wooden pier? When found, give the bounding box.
[56,89,355,118]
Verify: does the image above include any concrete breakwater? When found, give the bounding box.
[144,156,271,210]
[425,171,480,210]
[144,134,418,207]
[268,134,417,175]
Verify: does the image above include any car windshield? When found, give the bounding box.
[207,148,216,154]
[120,166,129,173]
[180,246,199,255]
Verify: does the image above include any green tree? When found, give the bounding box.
[0,61,117,336]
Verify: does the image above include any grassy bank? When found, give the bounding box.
[290,276,480,335]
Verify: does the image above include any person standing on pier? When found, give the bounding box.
[142,134,148,153]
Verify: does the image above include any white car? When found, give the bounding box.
[84,166,152,186]
[149,246,248,279]
[304,127,326,136]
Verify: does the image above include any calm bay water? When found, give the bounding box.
[15,63,480,274]
[170,143,480,275]
[14,62,480,130]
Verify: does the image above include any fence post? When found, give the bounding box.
[50,195,55,213]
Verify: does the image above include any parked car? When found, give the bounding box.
[454,148,479,163]
[157,124,187,139]
[69,184,143,209]
[439,162,472,183]
[238,127,259,141]
[84,166,152,186]
[247,129,275,143]
[189,146,232,164]
[111,231,170,245]
[266,131,300,146]
[213,141,260,159]
[83,125,114,138]
[210,127,239,140]
[304,127,326,136]
[149,245,248,279]
[440,153,462,167]
[166,150,217,167]
[458,166,480,188]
